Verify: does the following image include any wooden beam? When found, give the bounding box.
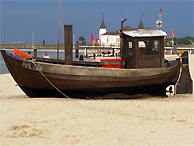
[64,25,73,65]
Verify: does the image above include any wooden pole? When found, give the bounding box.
[64,25,73,65]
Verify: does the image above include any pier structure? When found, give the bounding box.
[0,43,64,50]
[0,43,119,58]
[0,43,193,57]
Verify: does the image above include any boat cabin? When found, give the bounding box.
[121,29,167,69]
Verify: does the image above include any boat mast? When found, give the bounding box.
[57,0,61,61]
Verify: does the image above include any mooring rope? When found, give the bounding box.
[31,59,71,99]
[31,59,102,111]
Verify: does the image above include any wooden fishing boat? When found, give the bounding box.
[1,25,181,98]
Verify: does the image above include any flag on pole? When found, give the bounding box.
[96,38,100,45]
[90,33,94,44]
[171,28,175,39]
[160,8,163,15]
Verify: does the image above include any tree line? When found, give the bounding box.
[165,36,194,46]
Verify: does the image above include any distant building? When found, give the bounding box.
[98,15,107,39]
[98,17,136,48]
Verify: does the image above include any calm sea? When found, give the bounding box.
[0,49,84,74]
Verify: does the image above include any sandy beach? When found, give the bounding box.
[0,73,194,146]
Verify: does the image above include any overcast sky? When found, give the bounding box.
[0,0,193,43]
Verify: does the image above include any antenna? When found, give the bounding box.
[102,12,104,20]
[140,13,144,22]
[156,8,163,30]
[57,0,61,61]
[138,13,144,29]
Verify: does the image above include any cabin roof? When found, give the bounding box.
[123,29,167,37]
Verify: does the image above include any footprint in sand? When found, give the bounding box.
[6,125,49,138]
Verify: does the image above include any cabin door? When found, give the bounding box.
[125,41,136,68]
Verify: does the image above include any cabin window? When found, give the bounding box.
[154,40,159,53]
[127,41,133,55]
[139,40,159,55]
[146,41,154,55]
[138,41,146,55]
[129,42,132,48]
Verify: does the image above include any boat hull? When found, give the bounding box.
[1,50,181,98]
[19,84,170,98]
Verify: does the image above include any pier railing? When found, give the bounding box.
[0,43,120,50]
[0,43,64,50]
[0,43,193,53]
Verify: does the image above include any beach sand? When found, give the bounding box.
[0,74,194,146]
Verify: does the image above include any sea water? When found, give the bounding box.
[0,49,84,74]
[0,51,8,74]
